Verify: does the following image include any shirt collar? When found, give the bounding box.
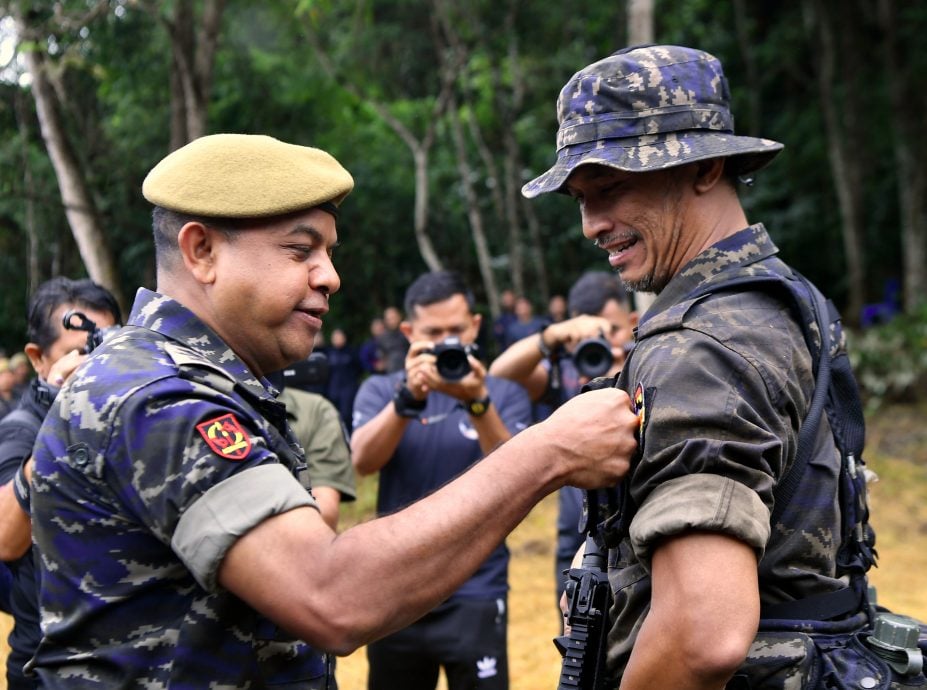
[641,223,779,325]
[128,288,271,400]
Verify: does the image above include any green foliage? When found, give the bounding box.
[0,0,925,365]
[849,303,927,410]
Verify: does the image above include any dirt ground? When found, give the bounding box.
[0,401,925,690]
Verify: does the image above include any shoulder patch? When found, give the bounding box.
[632,382,655,450]
[196,413,252,460]
[633,382,646,430]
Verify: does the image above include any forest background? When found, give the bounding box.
[0,0,926,357]
[1,2,927,689]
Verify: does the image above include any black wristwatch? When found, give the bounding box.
[393,384,427,418]
[465,395,492,417]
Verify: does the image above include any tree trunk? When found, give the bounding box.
[13,8,124,308]
[448,98,500,317]
[411,147,444,273]
[303,21,446,273]
[14,90,39,295]
[877,0,927,313]
[163,0,225,148]
[732,0,762,137]
[627,0,654,45]
[806,0,866,324]
[627,0,657,315]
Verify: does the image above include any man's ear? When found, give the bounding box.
[177,222,219,284]
[399,321,413,339]
[693,158,725,193]
[23,343,46,379]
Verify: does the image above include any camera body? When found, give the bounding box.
[431,337,479,381]
[62,310,122,354]
[280,351,329,390]
[572,337,612,378]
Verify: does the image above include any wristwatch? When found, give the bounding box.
[393,384,427,418]
[465,395,492,417]
[537,325,553,358]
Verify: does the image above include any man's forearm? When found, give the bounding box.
[470,405,512,455]
[350,403,410,475]
[311,486,341,530]
[0,480,32,560]
[488,333,545,381]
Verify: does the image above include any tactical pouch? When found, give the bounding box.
[728,611,927,689]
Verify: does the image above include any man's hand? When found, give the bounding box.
[46,349,87,388]
[405,340,487,402]
[536,387,637,489]
[403,340,437,399]
[545,314,628,380]
[542,315,614,352]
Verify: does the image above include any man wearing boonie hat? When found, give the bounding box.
[529,46,875,688]
[26,133,640,688]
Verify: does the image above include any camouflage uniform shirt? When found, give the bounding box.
[29,289,327,689]
[606,224,846,677]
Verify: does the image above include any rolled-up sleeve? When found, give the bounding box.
[173,464,316,591]
[629,473,770,568]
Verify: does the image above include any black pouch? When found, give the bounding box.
[728,611,927,689]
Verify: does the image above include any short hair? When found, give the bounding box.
[403,271,475,318]
[27,278,122,350]
[151,206,244,270]
[567,271,630,317]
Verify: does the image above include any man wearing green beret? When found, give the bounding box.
[26,133,639,688]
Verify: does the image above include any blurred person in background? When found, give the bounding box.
[8,354,31,402]
[359,317,386,375]
[547,294,567,324]
[0,277,121,690]
[377,306,409,373]
[0,359,16,419]
[504,296,546,347]
[324,327,362,432]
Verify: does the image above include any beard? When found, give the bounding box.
[615,267,668,295]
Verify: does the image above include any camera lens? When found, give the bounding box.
[436,347,471,381]
[433,338,475,381]
[573,337,612,378]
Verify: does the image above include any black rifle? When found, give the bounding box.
[554,494,614,689]
[62,310,121,354]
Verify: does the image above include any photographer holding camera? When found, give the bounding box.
[351,270,532,690]
[489,271,636,607]
[0,277,120,690]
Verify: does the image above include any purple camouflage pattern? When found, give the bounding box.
[29,288,331,689]
[522,45,783,198]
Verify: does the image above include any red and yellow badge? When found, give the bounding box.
[196,413,252,461]
[633,382,647,431]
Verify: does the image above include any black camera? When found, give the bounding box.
[62,310,122,354]
[279,352,329,390]
[432,338,479,381]
[572,337,613,378]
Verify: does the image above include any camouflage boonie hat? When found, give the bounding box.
[522,45,783,198]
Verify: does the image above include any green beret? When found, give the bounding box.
[142,133,354,218]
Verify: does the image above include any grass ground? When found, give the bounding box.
[0,401,925,690]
